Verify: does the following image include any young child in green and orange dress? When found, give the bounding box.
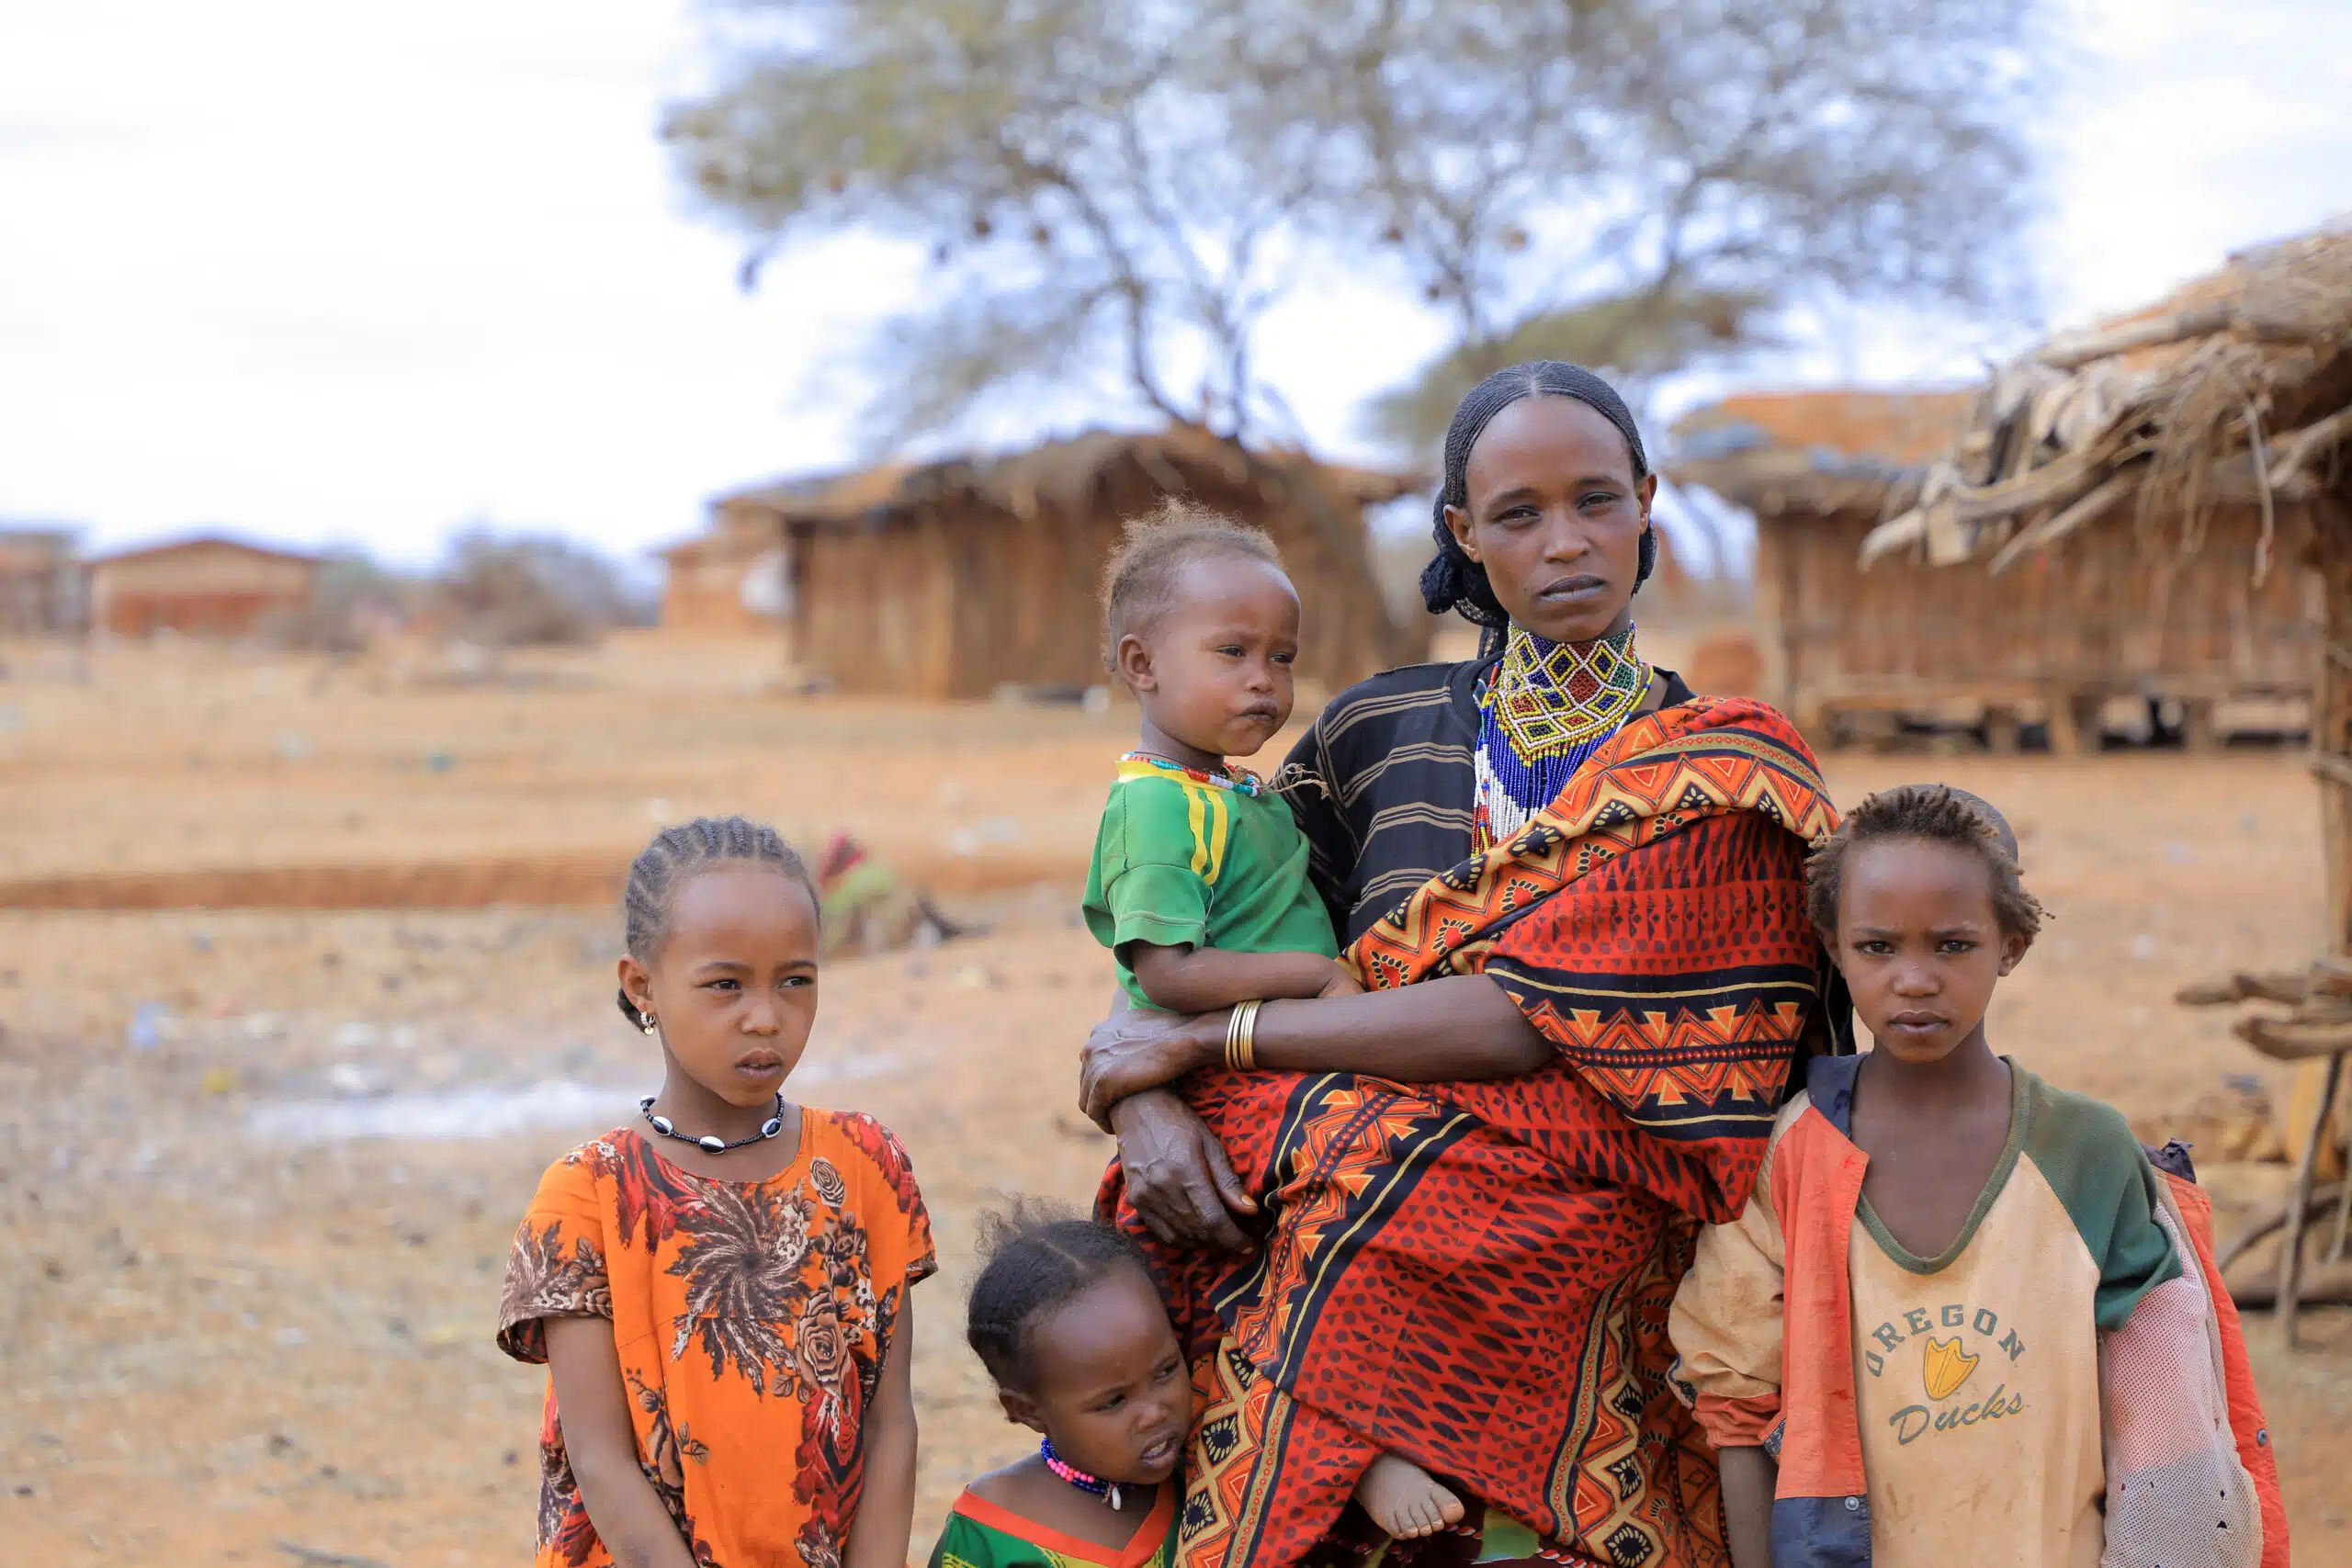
[931,1207,1189,1568]
[497,817,933,1568]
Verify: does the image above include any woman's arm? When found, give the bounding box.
[1080,976,1551,1124]
[844,1295,919,1568]
[545,1316,701,1568]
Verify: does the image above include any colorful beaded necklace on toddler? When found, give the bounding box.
[1473,622,1651,850]
[1120,750,1263,796]
[1040,1438,1127,1510]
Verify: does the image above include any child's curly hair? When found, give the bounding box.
[965,1198,1155,1392]
[1805,784,2046,946]
[1099,498,1284,668]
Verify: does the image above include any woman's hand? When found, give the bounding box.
[1109,1089,1258,1251]
[1080,1004,1219,1127]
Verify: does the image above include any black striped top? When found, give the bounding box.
[1280,657,1694,945]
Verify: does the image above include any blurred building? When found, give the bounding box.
[697,427,1425,700]
[0,526,84,634]
[85,534,322,639]
[1669,385,2321,750]
[656,513,790,636]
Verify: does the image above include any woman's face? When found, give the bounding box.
[1442,395,1656,644]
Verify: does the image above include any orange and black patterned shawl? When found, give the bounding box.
[1099,697,1838,1568]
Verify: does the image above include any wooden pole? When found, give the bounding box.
[2278,1052,2344,1345]
[2319,496,2352,960]
[2279,491,2352,1343]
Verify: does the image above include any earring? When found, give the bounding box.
[639,1011,659,1036]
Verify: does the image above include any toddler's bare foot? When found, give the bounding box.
[1353,1452,1464,1540]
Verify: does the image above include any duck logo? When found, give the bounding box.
[1921,1335,1980,1401]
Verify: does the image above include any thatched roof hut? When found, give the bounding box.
[1857,220,2352,1333]
[1670,370,2326,750]
[709,427,1423,701]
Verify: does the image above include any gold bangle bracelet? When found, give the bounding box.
[1227,999,1262,1072]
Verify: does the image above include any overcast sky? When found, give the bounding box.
[2,0,2347,563]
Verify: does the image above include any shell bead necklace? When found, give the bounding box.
[639,1093,787,1156]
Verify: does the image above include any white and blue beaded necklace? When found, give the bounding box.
[1474,622,1650,848]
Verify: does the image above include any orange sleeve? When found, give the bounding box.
[495,1150,611,1362]
[833,1111,937,1293]
[2165,1172,2290,1568]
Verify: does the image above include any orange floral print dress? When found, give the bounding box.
[498,1110,936,1568]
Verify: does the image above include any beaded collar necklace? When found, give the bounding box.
[1119,750,1263,796]
[1473,622,1650,848]
[1040,1438,1128,1510]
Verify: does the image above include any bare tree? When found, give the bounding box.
[1290,0,2047,448]
[668,0,2046,453]
[430,531,650,649]
[666,0,1324,448]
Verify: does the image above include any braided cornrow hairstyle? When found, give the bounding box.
[966,1199,1155,1392]
[616,815,820,1029]
[1805,784,2046,947]
[1419,361,1658,637]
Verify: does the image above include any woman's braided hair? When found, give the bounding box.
[616,815,819,1029]
[966,1199,1156,1391]
[1804,784,2046,945]
[1419,361,1657,630]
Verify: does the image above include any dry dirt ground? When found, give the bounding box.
[4,634,2350,1566]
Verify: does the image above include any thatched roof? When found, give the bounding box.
[715,426,1420,531]
[1860,220,2352,573]
[1667,389,1974,517]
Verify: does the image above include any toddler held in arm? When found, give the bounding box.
[1080,502,1464,1541]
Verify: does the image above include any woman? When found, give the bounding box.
[1080,365,1843,1568]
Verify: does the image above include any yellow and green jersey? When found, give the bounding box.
[1082,757,1338,1008]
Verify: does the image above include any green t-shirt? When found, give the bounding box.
[1082,758,1339,1008]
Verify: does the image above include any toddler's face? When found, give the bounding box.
[1125,556,1299,761]
[1004,1267,1189,1488]
[621,867,820,1106]
[1831,836,2027,1066]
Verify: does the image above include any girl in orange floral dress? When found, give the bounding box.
[498,818,935,1568]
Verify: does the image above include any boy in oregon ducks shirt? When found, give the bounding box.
[1668,785,2284,1568]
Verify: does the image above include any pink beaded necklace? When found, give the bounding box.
[1040,1438,1126,1510]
